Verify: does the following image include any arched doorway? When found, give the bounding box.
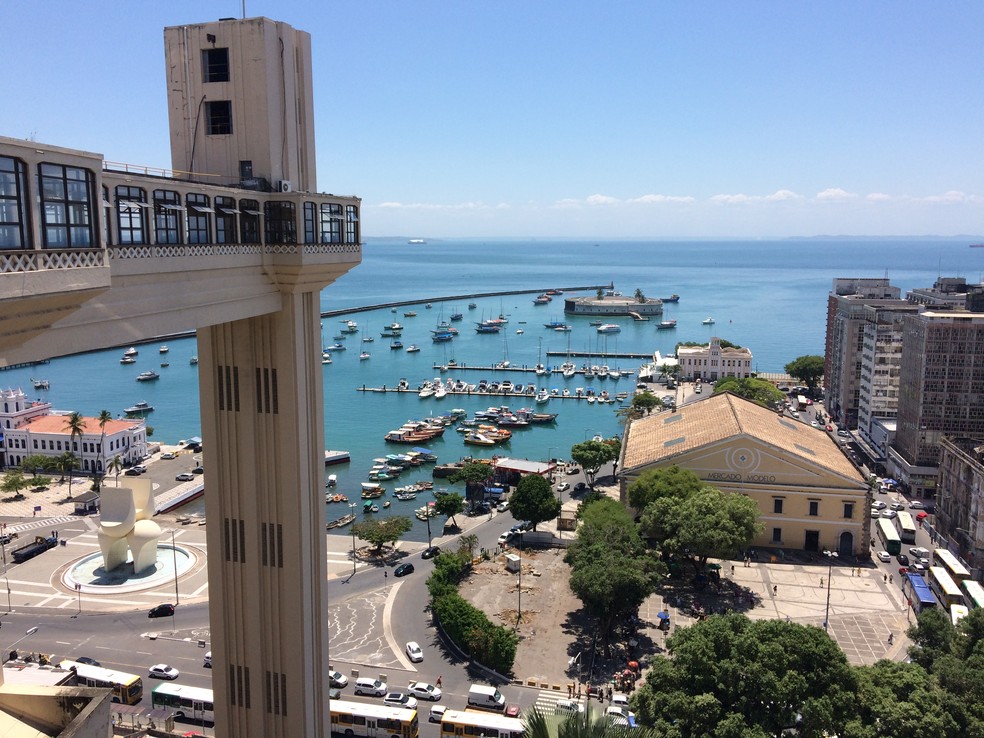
[838,531,854,556]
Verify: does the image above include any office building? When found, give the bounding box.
[676,337,752,381]
[936,437,984,579]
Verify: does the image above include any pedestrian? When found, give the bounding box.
[819,577,824,588]
[889,574,893,585]
[772,584,777,597]
[437,675,443,687]
[567,683,573,697]
[888,632,894,645]
[384,570,388,579]
[883,573,888,583]
[731,565,735,576]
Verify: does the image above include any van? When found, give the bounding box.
[203,651,212,668]
[468,684,505,711]
[355,677,388,697]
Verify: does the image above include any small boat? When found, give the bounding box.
[31,378,50,390]
[662,294,680,303]
[597,323,621,333]
[322,352,333,365]
[390,340,404,349]
[657,320,677,330]
[160,361,170,367]
[406,344,420,353]
[426,303,433,309]
[404,311,417,317]
[362,336,374,343]
[120,356,136,365]
[136,370,160,382]
[363,502,379,513]
[516,329,524,334]
[327,474,337,487]
[159,345,169,354]
[449,311,463,321]
[535,388,550,404]
[328,343,346,351]
[190,356,199,365]
[702,317,715,325]
[468,302,477,309]
[361,482,385,499]
[326,513,356,530]
[553,324,572,332]
[124,347,138,357]
[408,239,426,244]
[533,295,550,305]
[589,320,603,326]
[124,401,154,415]
[359,351,371,360]
[382,501,391,508]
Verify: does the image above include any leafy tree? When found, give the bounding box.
[1,470,32,500]
[20,454,54,477]
[906,606,955,670]
[524,704,653,738]
[458,534,478,560]
[448,461,494,503]
[54,452,79,492]
[426,548,470,599]
[570,440,618,484]
[634,288,646,303]
[711,378,784,408]
[633,615,855,737]
[63,411,86,499]
[432,592,518,674]
[785,355,825,391]
[95,409,112,483]
[565,497,661,645]
[107,455,124,487]
[351,516,413,553]
[628,465,705,511]
[632,391,661,415]
[509,474,560,531]
[433,492,465,527]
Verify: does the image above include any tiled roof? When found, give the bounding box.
[623,392,862,481]
[23,415,141,435]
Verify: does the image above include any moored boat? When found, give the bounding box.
[136,370,160,382]
[702,316,715,325]
[657,319,677,329]
[597,323,621,333]
[326,513,356,530]
[124,401,154,415]
[662,294,680,302]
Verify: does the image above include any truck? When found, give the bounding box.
[11,533,58,563]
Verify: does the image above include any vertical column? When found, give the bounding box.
[198,291,329,738]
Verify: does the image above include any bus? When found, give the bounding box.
[439,709,525,738]
[951,604,970,626]
[876,518,901,555]
[895,511,916,544]
[60,660,143,705]
[902,572,937,614]
[151,683,214,724]
[932,548,971,582]
[962,579,984,610]
[329,699,419,738]
[927,566,964,608]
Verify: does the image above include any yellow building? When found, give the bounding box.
[620,393,871,556]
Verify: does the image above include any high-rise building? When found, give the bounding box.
[936,437,984,578]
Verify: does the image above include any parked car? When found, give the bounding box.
[175,472,195,481]
[496,501,509,512]
[124,468,143,476]
[497,531,514,545]
[909,500,926,510]
[191,466,205,474]
[328,670,348,688]
[909,546,930,559]
[504,704,522,718]
[407,681,442,701]
[384,692,418,710]
[148,603,175,618]
[876,550,891,563]
[160,452,178,460]
[896,553,910,566]
[574,482,587,492]
[837,429,851,438]
[148,664,180,680]
[405,641,423,663]
[75,656,101,666]
[394,563,414,577]
[872,501,887,510]
[557,482,571,492]
[421,546,441,560]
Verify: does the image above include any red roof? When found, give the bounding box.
[23,415,141,435]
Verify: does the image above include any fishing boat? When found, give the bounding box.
[449,310,463,322]
[468,302,477,309]
[390,340,404,349]
[159,345,169,353]
[136,370,160,382]
[404,310,417,317]
[415,504,438,521]
[190,356,198,365]
[597,323,621,334]
[363,501,380,513]
[123,347,138,356]
[326,513,356,530]
[120,355,136,364]
[702,317,715,325]
[382,500,391,508]
[361,482,385,499]
[322,352,333,364]
[328,343,346,351]
[124,401,154,415]
[533,295,550,305]
[327,474,337,487]
[160,361,170,367]
[31,378,50,390]
[662,294,680,302]
[657,319,678,330]
[359,350,371,360]
[553,324,572,332]
[406,344,420,353]
[395,490,418,501]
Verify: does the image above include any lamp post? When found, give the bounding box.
[73,583,81,617]
[516,532,523,626]
[349,503,358,577]
[171,530,180,605]
[425,507,432,548]
[822,549,838,630]
[1,534,11,614]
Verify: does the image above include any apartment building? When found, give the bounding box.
[936,437,984,579]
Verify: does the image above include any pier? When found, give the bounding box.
[355,384,628,402]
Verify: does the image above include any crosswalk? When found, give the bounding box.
[532,689,587,715]
[4,516,77,535]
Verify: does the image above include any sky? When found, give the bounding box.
[3,1,983,239]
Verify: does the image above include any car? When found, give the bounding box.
[889,502,906,511]
[826,424,834,432]
[606,706,636,727]
[574,482,587,492]
[909,500,925,510]
[497,531,514,545]
[555,698,585,715]
[0,533,20,545]
[876,550,891,563]
[872,501,887,510]
[405,641,423,663]
[149,664,180,680]
[384,692,418,710]
[160,452,178,460]
[810,420,819,427]
[909,546,930,559]
[407,681,442,701]
[191,466,205,474]
[610,693,630,708]
[881,509,897,519]
[394,563,414,577]
[429,705,448,723]
[124,468,143,476]
[908,562,928,573]
[148,603,175,618]
[896,553,910,566]
[496,500,509,512]
[504,704,522,718]
[75,656,101,666]
[203,651,212,668]
[421,546,441,560]
[519,521,534,531]
[837,429,851,437]
[557,482,571,492]
[328,670,348,688]
[329,688,342,701]
[175,472,195,481]
[870,509,881,519]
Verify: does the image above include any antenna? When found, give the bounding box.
[242,0,246,19]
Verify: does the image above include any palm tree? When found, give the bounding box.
[634,288,646,303]
[96,410,112,475]
[525,705,647,738]
[108,455,124,487]
[55,452,79,497]
[457,534,479,560]
[64,411,86,499]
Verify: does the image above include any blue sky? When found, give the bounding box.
[4,1,983,238]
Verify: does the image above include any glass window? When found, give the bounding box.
[320,204,342,244]
[115,185,148,244]
[345,205,359,244]
[772,527,782,543]
[205,101,233,135]
[239,199,260,243]
[843,502,854,519]
[202,48,230,82]
[215,196,238,244]
[303,202,316,244]
[773,498,783,514]
[186,193,212,244]
[264,201,296,244]
[38,162,95,248]
[153,189,183,244]
[809,500,819,516]
[0,155,29,249]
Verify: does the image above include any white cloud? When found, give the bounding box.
[709,193,754,204]
[866,192,892,201]
[628,194,696,204]
[376,201,497,211]
[920,190,978,204]
[585,194,619,206]
[816,188,857,201]
[765,189,803,202]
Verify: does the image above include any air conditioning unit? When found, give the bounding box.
[278,180,293,193]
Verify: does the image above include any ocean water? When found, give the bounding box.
[4,238,978,536]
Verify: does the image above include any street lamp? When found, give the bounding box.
[171,530,180,606]
[822,549,838,630]
[349,503,358,577]
[73,583,81,617]
[516,532,524,626]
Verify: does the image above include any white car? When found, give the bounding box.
[497,531,514,545]
[889,502,906,511]
[160,451,177,460]
[328,670,348,688]
[881,509,897,519]
[872,501,887,510]
[876,550,891,563]
[384,692,418,710]
[496,500,509,512]
[405,641,423,663]
[870,509,881,519]
[557,482,571,492]
[407,681,442,701]
[429,705,447,723]
[555,698,584,715]
[149,664,180,680]
[909,500,925,510]
[909,546,930,559]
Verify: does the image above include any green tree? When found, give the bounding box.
[448,461,494,503]
[627,465,705,511]
[634,288,646,303]
[785,355,825,391]
[1,470,32,500]
[570,440,618,484]
[634,615,855,736]
[458,533,479,560]
[20,454,53,477]
[711,378,784,408]
[351,516,413,553]
[842,660,956,738]
[95,409,112,482]
[509,474,561,531]
[433,492,465,528]
[63,411,86,499]
[906,606,955,670]
[54,452,79,493]
[631,391,661,415]
[107,455,124,487]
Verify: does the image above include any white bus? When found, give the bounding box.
[60,660,143,705]
[927,566,964,608]
[932,548,971,582]
[330,699,419,738]
[962,579,984,610]
[876,517,901,555]
[150,683,215,724]
[951,604,970,626]
[895,511,916,544]
[439,709,525,738]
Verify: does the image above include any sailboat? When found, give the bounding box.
[534,338,547,376]
[495,331,510,369]
[560,332,576,377]
[358,326,371,360]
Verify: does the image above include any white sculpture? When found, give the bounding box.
[97,478,161,574]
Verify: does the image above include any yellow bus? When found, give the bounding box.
[894,511,916,544]
[330,699,419,738]
[439,709,525,738]
[951,604,970,627]
[60,660,143,705]
[927,566,964,608]
[932,548,971,582]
